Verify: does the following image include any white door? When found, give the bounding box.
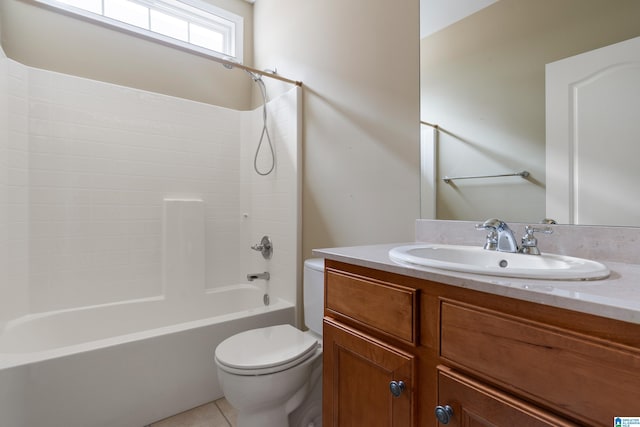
[546,36,640,226]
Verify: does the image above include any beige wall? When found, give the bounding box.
[254,0,421,258]
[421,0,640,223]
[0,0,422,259]
[0,0,255,110]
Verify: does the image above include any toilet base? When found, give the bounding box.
[237,406,289,427]
[235,376,321,427]
[288,371,322,427]
[223,355,322,427]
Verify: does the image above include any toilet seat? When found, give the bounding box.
[215,324,319,376]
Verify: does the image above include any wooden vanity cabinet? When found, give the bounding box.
[322,264,420,426]
[322,260,640,427]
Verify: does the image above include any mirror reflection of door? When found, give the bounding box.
[546,36,640,226]
[420,0,640,225]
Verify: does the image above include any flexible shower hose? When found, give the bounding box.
[252,76,275,176]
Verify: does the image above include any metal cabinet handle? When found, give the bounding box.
[434,405,454,424]
[389,380,406,397]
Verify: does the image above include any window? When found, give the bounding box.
[36,0,244,62]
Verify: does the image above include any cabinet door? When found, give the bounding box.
[436,367,577,427]
[323,319,415,427]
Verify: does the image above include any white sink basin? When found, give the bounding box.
[389,244,610,280]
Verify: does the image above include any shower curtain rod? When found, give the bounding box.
[217,57,302,87]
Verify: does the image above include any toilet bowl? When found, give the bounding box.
[214,258,324,427]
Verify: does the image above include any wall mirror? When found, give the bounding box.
[419,0,640,226]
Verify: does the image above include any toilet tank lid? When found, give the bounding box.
[304,258,324,272]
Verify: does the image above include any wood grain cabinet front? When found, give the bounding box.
[323,319,416,427]
[440,299,640,425]
[321,260,640,427]
[435,366,578,427]
[325,267,417,345]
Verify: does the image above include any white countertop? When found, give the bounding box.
[313,242,640,325]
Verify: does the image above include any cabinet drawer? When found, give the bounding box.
[437,366,577,426]
[325,268,417,344]
[440,300,640,425]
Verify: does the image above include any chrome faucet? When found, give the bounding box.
[518,225,553,255]
[247,272,270,281]
[477,219,554,255]
[476,218,519,253]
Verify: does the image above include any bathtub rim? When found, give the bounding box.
[0,284,293,371]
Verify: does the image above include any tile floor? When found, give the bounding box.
[147,398,236,427]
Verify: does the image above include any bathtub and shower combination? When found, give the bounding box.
[0,284,295,427]
[0,54,301,427]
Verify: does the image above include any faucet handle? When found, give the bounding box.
[526,225,553,235]
[519,225,553,255]
[251,235,273,259]
[475,218,504,231]
[476,219,501,250]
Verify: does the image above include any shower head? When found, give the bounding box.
[222,63,234,70]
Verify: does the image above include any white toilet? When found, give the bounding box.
[215,258,324,427]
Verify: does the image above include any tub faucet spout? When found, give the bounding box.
[247,272,270,281]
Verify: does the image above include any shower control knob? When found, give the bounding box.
[251,235,273,259]
[389,380,406,397]
[434,405,454,424]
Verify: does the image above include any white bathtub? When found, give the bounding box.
[0,285,295,427]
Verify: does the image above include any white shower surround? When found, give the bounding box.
[0,49,301,426]
[0,50,301,320]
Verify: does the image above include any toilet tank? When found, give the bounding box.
[303,258,324,336]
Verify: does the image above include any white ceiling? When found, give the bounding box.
[420,0,498,39]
